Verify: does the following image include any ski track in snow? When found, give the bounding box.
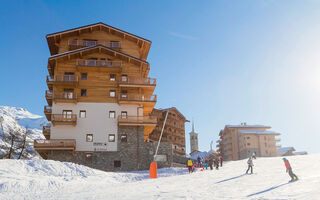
[0,154,319,200]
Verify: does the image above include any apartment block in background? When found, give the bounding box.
[149,107,189,156]
[217,123,281,161]
[35,22,174,171]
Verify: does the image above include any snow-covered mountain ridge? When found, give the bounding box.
[0,106,47,158]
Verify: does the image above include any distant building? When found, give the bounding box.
[217,123,281,161]
[189,121,199,155]
[277,147,296,156]
[149,107,189,156]
[277,147,308,156]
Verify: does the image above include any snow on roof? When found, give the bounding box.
[226,124,271,128]
[239,130,280,135]
[293,151,308,155]
[189,150,215,160]
[277,147,295,154]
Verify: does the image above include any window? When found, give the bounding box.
[121,134,127,142]
[110,74,116,81]
[79,110,86,118]
[121,111,127,119]
[64,89,74,99]
[86,134,93,142]
[110,41,121,48]
[109,134,115,142]
[62,110,72,118]
[81,89,87,97]
[81,73,87,80]
[114,160,121,168]
[64,72,74,81]
[121,90,127,98]
[247,143,250,146]
[109,90,116,97]
[109,111,115,118]
[121,75,128,82]
[85,152,93,161]
[247,137,250,139]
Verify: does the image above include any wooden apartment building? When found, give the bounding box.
[149,107,189,156]
[35,22,173,171]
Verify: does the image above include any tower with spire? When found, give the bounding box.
[189,121,199,155]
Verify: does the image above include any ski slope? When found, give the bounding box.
[0,154,319,200]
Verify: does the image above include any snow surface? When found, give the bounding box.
[0,154,319,200]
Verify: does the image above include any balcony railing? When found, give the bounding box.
[45,90,53,99]
[34,139,76,150]
[44,106,52,113]
[53,93,77,101]
[52,114,77,125]
[118,94,157,102]
[119,77,156,86]
[118,115,157,125]
[68,40,121,49]
[47,75,78,84]
[42,125,51,139]
[76,59,122,68]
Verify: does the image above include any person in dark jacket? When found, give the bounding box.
[197,156,201,167]
[208,158,213,170]
[246,157,253,174]
[214,157,219,170]
[283,158,298,181]
[219,156,223,167]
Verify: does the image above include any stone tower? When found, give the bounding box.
[189,121,199,154]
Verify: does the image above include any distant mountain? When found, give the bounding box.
[0,106,47,159]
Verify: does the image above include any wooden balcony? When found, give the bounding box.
[47,75,78,87]
[118,115,157,126]
[119,77,156,88]
[44,106,52,121]
[34,139,76,151]
[51,114,77,126]
[76,59,122,71]
[68,39,121,50]
[42,125,51,139]
[118,94,157,104]
[45,90,53,105]
[53,93,77,103]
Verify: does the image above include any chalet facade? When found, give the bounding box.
[35,22,173,171]
[149,107,189,156]
[217,123,281,161]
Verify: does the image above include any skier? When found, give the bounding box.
[208,158,213,170]
[214,157,219,170]
[205,159,208,170]
[197,156,201,167]
[187,158,193,173]
[246,157,253,174]
[252,152,256,159]
[219,156,223,167]
[283,158,298,182]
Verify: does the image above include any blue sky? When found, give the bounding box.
[1,0,320,154]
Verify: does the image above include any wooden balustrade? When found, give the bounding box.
[45,90,53,98]
[119,77,156,86]
[118,94,157,102]
[44,106,52,113]
[53,93,77,101]
[68,39,121,49]
[118,115,157,125]
[34,139,76,150]
[46,75,78,83]
[76,59,122,68]
[52,114,77,126]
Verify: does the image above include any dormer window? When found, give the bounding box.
[110,41,121,48]
[83,39,98,47]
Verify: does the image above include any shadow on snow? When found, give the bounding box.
[216,174,246,184]
[247,182,292,197]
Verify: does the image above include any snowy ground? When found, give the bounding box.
[0,154,319,200]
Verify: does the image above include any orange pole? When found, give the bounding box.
[149,161,157,178]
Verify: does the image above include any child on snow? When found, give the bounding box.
[283,158,298,181]
[205,159,208,170]
[187,159,193,173]
[246,157,254,174]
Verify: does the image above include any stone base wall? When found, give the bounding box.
[48,126,173,171]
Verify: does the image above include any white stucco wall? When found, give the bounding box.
[51,102,139,151]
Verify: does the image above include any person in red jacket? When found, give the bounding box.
[283,158,298,181]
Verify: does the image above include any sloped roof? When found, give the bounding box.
[239,129,280,135]
[155,107,189,122]
[48,44,148,65]
[46,22,151,43]
[277,147,295,155]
